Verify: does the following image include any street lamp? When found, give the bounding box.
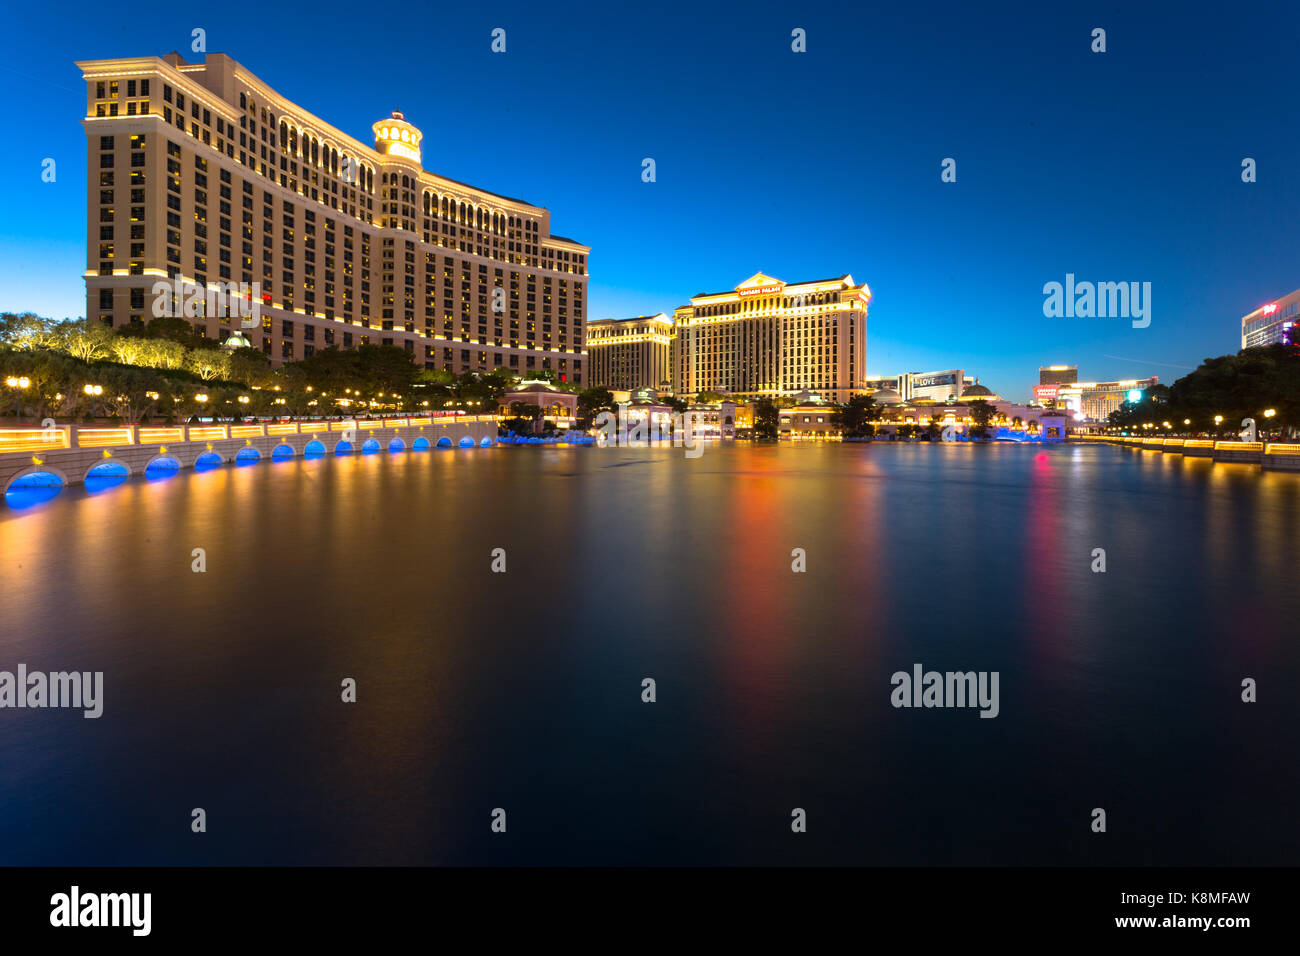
[5,376,31,421]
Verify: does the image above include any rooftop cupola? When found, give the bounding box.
[372,110,422,165]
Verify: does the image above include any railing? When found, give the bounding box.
[187,426,229,441]
[1215,441,1263,451]
[137,427,185,444]
[0,428,71,453]
[77,427,136,448]
[0,416,497,457]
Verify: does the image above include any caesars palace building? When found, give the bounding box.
[77,52,590,381]
[671,272,870,403]
[587,273,871,401]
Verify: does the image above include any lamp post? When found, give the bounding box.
[1262,408,1276,443]
[6,375,31,421]
[83,382,103,420]
[1214,414,1223,438]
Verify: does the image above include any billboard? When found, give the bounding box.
[913,370,959,389]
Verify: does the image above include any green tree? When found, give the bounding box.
[754,398,780,440]
[0,313,60,350]
[351,345,419,405]
[185,348,231,382]
[98,365,167,423]
[136,316,216,350]
[110,334,151,367]
[56,319,114,364]
[139,338,187,370]
[577,386,615,428]
[228,347,275,388]
[967,400,997,439]
[832,395,880,438]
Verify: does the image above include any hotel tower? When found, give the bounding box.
[77,52,590,381]
[584,313,673,391]
[671,272,869,402]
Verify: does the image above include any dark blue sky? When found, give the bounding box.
[2,0,1297,401]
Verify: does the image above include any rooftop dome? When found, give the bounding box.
[871,387,904,404]
[373,111,423,165]
[963,381,997,399]
[221,331,252,350]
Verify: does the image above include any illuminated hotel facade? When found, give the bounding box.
[585,313,672,391]
[1033,376,1158,421]
[671,272,869,402]
[1241,288,1300,349]
[77,53,590,380]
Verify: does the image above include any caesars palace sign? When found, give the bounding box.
[737,282,784,297]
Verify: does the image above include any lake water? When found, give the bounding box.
[1,442,1297,865]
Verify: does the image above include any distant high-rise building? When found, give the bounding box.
[1038,377,1158,421]
[1241,290,1300,349]
[585,313,672,391]
[671,272,869,402]
[1040,365,1078,385]
[77,52,589,378]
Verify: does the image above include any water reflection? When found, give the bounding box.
[0,443,1296,866]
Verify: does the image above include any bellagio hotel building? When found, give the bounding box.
[77,53,590,381]
[672,272,869,402]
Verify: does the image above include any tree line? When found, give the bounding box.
[1106,345,1299,438]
